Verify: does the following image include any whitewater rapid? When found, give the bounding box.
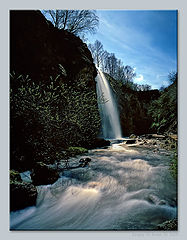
[10,143,177,230]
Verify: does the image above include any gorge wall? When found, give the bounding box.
[10,10,100,170]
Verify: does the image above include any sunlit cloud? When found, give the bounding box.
[135,74,144,82]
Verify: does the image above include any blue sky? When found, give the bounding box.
[86,10,177,89]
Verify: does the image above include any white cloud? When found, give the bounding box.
[135,74,144,82]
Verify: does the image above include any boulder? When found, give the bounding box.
[91,138,110,148]
[31,162,59,186]
[10,170,37,211]
[157,218,177,230]
[10,169,22,182]
[79,157,91,167]
[126,139,136,144]
[129,134,136,139]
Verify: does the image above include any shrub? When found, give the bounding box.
[10,72,100,170]
[67,146,88,157]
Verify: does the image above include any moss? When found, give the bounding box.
[10,169,22,183]
[67,146,88,157]
[157,218,178,230]
[170,151,177,180]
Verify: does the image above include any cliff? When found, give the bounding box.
[10,10,100,170]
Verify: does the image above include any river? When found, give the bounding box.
[10,142,177,230]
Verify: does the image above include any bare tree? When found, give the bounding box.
[88,40,104,67]
[42,10,99,37]
[122,65,136,84]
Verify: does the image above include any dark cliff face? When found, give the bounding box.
[10,10,97,87]
[10,10,100,170]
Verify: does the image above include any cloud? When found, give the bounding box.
[135,74,144,82]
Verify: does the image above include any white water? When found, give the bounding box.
[10,144,177,230]
[96,68,122,139]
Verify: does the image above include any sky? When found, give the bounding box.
[86,10,177,89]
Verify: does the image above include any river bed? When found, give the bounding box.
[10,143,177,230]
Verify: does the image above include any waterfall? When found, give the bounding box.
[96,68,122,139]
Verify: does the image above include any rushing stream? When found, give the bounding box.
[10,142,177,230]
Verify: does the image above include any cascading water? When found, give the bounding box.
[10,68,177,231]
[96,68,122,139]
[10,146,177,230]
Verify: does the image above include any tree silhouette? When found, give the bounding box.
[42,10,99,37]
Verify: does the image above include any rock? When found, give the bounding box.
[158,200,167,205]
[67,147,88,157]
[79,157,91,167]
[157,218,177,230]
[91,138,110,148]
[169,134,178,141]
[10,169,22,182]
[129,134,136,139]
[152,134,166,139]
[126,139,136,144]
[20,171,32,183]
[146,134,153,139]
[31,162,59,186]
[10,170,37,211]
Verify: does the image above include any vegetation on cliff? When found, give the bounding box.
[148,73,177,134]
[10,10,100,171]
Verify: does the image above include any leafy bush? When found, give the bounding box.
[148,78,177,134]
[10,72,100,170]
[66,147,88,157]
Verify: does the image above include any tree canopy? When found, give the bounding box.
[42,10,99,37]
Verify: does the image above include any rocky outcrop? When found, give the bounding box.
[31,162,59,186]
[10,170,37,211]
[10,10,97,87]
[10,10,101,171]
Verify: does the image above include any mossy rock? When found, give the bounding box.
[31,162,59,186]
[10,169,22,183]
[157,218,178,230]
[10,181,37,211]
[66,146,88,157]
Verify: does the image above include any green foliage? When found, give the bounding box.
[10,169,22,184]
[105,73,153,135]
[10,72,100,170]
[170,150,178,180]
[66,147,88,157]
[148,75,177,134]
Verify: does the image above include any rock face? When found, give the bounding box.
[10,10,101,171]
[10,10,97,86]
[31,162,59,186]
[10,170,37,211]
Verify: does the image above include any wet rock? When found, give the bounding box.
[157,218,177,230]
[158,200,167,205]
[10,169,22,182]
[31,162,59,186]
[20,171,32,183]
[10,170,37,211]
[126,139,136,144]
[130,134,136,139]
[92,138,110,148]
[79,157,91,167]
[152,134,166,139]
